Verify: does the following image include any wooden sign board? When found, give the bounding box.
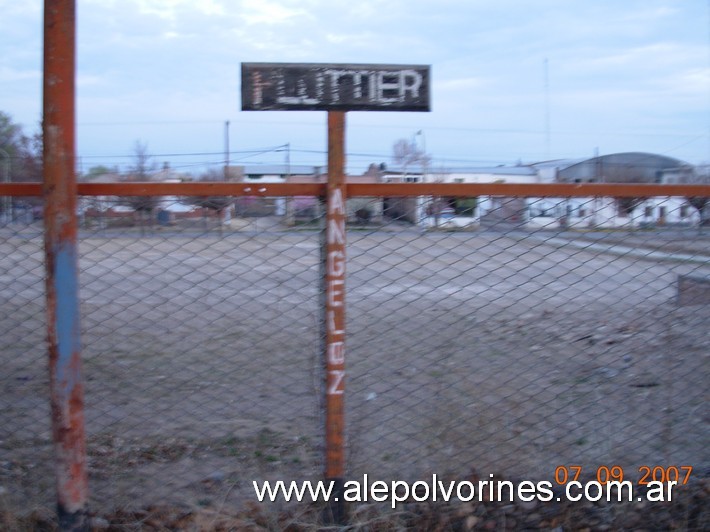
[242,62,430,112]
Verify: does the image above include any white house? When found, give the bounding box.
[526,197,631,229]
[631,197,700,227]
[525,153,702,229]
[418,165,542,228]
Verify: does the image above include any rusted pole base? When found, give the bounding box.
[322,478,346,525]
[57,506,91,531]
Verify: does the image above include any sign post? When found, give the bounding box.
[323,110,347,522]
[242,62,430,523]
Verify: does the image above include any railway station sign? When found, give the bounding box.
[241,62,430,112]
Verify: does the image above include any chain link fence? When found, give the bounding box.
[1,186,709,525]
[346,195,709,486]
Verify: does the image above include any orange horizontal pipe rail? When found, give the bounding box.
[0,183,44,196]
[0,182,325,197]
[77,182,326,197]
[0,182,708,198]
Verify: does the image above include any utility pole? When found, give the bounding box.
[224,120,230,180]
[544,58,551,160]
[286,142,291,180]
[0,148,10,224]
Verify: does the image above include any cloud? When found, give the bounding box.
[325,32,377,47]
[85,0,226,21]
[240,0,309,26]
[77,73,105,88]
[585,43,696,71]
[438,77,487,92]
[0,66,41,83]
[0,1,41,17]
[5,0,709,168]
[657,67,710,99]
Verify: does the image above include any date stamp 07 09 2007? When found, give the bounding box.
[553,465,693,487]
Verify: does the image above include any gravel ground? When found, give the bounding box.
[1,223,708,526]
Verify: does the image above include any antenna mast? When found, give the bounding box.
[544,58,551,160]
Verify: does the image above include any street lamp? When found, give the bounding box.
[413,130,430,226]
[414,129,426,153]
[224,120,230,180]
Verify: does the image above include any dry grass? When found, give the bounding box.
[2,475,708,531]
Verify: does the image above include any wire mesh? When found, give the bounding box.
[1,188,708,518]
[346,194,709,485]
[1,197,50,507]
[1,195,325,514]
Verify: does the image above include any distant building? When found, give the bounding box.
[533,152,685,184]
[410,153,701,230]
[527,153,698,229]
[284,171,384,225]
[80,152,705,230]
[227,164,319,217]
[392,165,540,227]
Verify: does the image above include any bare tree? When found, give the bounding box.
[132,140,152,178]
[392,137,430,179]
[427,165,450,227]
[121,140,160,232]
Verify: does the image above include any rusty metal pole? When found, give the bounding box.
[323,111,347,524]
[43,0,90,529]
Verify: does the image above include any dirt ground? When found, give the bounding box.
[1,222,708,526]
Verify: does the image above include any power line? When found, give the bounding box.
[78,145,289,159]
[76,117,704,139]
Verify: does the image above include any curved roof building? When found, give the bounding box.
[533,152,687,183]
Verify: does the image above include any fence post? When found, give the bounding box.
[323,111,347,523]
[43,0,90,529]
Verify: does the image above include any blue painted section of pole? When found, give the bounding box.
[54,245,81,391]
[43,0,90,529]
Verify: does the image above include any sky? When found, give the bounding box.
[1,0,709,175]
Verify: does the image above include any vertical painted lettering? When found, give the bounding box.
[328,370,345,395]
[328,341,345,364]
[328,219,346,246]
[327,250,346,277]
[328,280,345,307]
[327,310,344,336]
[324,110,346,488]
[329,188,345,214]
